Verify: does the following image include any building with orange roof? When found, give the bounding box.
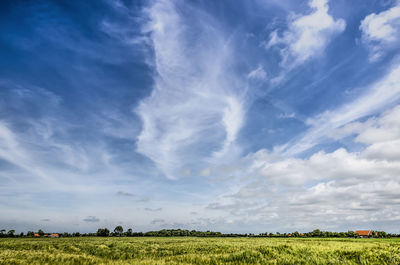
[355,230,371,238]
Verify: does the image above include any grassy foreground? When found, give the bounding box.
[1,237,400,264]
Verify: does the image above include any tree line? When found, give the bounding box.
[0,227,397,238]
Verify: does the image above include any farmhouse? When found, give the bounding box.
[34,233,40,237]
[355,230,371,238]
[49,233,59,238]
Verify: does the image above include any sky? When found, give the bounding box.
[1,0,400,234]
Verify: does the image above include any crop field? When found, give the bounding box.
[0,237,400,264]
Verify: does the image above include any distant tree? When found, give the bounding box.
[27,231,34,237]
[126,228,133,236]
[38,229,45,236]
[8,230,15,237]
[114,226,123,236]
[97,228,110,237]
[347,230,356,238]
[377,231,387,238]
[20,232,24,237]
[312,229,321,237]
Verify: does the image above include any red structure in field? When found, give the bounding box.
[355,230,372,238]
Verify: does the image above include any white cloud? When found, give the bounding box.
[0,83,149,205]
[136,0,245,179]
[281,60,400,156]
[360,3,400,61]
[208,104,400,231]
[353,105,400,161]
[3,0,400,234]
[254,148,400,185]
[247,65,267,81]
[267,0,345,68]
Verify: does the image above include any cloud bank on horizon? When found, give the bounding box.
[0,0,400,233]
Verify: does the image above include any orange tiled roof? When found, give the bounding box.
[355,230,371,236]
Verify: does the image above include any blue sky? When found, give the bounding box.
[1,0,400,233]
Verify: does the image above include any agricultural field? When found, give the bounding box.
[0,237,400,264]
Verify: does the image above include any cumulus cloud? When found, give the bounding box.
[208,104,400,230]
[360,3,400,61]
[253,148,400,186]
[267,0,345,68]
[351,105,400,161]
[136,0,245,179]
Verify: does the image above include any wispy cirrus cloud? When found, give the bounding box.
[135,0,246,179]
[280,60,400,156]
[247,65,267,81]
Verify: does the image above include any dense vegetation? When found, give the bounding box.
[1,237,399,264]
[0,227,396,238]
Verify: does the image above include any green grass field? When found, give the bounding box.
[1,237,400,264]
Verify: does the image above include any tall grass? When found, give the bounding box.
[1,237,399,264]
